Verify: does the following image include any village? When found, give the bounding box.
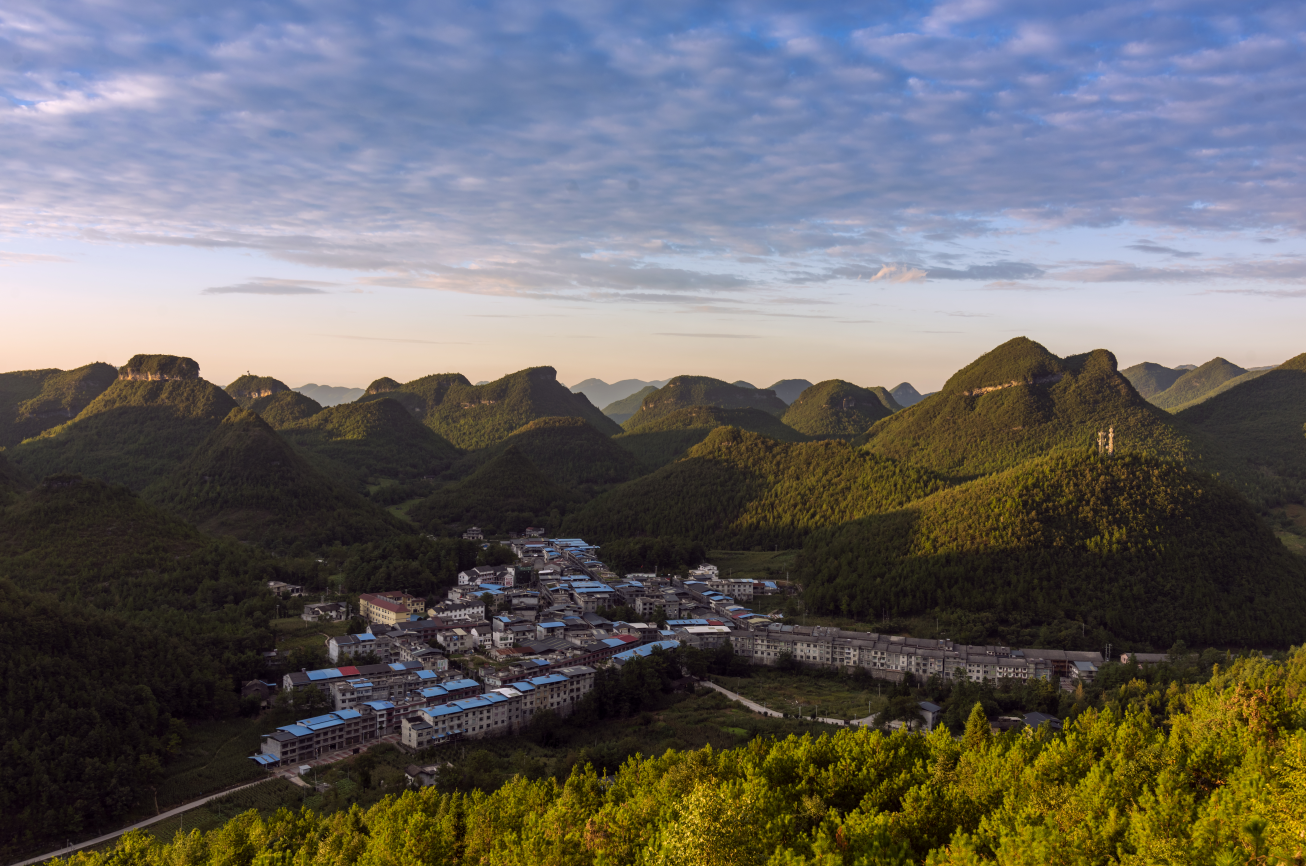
[251,532,1112,773]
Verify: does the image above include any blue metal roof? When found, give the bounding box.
[389,663,406,671]
[250,754,279,765]
[601,637,627,648]
[304,718,343,731]
[336,708,362,719]
[613,640,680,662]
[529,673,569,686]
[362,701,394,710]
[279,724,313,736]
[416,670,438,680]
[301,714,337,725]
[539,621,565,628]
[306,668,341,681]
[510,681,536,692]
[443,678,479,690]
[354,633,375,641]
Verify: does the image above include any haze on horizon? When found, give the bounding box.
[2,0,1303,392]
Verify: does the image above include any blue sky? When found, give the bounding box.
[2,0,1303,391]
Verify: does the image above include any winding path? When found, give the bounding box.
[701,680,877,727]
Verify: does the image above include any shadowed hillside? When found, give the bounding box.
[782,380,895,439]
[602,385,658,424]
[615,406,808,469]
[0,362,118,448]
[359,367,620,449]
[250,389,323,427]
[571,378,668,408]
[1177,353,1306,486]
[565,426,951,549]
[800,452,1306,648]
[410,445,576,536]
[765,379,815,405]
[449,416,644,493]
[1150,357,1248,410]
[622,376,789,430]
[890,382,926,407]
[292,383,365,406]
[10,356,239,489]
[147,408,404,545]
[279,398,459,487]
[1121,361,1185,399]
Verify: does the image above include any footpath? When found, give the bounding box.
[701,680,878,727]
[14,732,402,866]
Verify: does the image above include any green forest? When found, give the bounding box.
[6,338,1306,859]
[49,649,1306,866]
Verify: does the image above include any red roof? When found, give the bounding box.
[616,634,639,643]
[338,666,360,675]
[360,593,409,614]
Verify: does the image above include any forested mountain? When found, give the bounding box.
[781,379,895,439]
[10,357,240,490]
[600,385,658,423]
[801,452,1306,647]
[0,475,297,856]
[410,445,576,536]
[856,338,1224,482]
[732,380,756,389]
[293,383,365,406]
[359,367,620,449]
[889,382,925,407]
[146,408,404,546]
[249,389,323,427]
[0,362,118,448]
[614,405,808,469]
[764,378,815,404]
[1163,366,1274,412]
[1149,357,1248,410]
[1177,353,1306,484]
[280,398,458,487]
[621,375,789,430]
[565,426,951,549]
[449,417,644,493]
[1120,361,1185,399]
[223,374,290,408]
[62,647,1306,866]
[867,386,903,413]
[0,452,29,504]
[569,377,668,408]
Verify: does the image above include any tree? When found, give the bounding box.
[962,702,990,751]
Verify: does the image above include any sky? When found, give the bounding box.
[2,0,1304,393]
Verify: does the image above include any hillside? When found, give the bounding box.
[764,379,815,405]
[614,406,808,469]
[10,358,240,490]
[800,452,1306,647]
[449,416,644,493]
[360,367,619,449]
[250,390,323,427]
[857,338,1224,482]
[1149,357,1247,410]
[781,380,895,439]
[224,374,290,408]
[1176,353,1306,484]
[570,377,668,408]
[410,445,576,536]
[0,453,29,505]
[0,362,118,448]
[1164,367,1273,412]
[890,382,925,407]
[277,398,460,488]
[564,426,952,549]
[1120,361,1185,399]
[785,381,891,436]
[292,383,365,406]
[147,408,404,545]
[622,376,789,430]
[601,385,658,423]
[867,386,903,413]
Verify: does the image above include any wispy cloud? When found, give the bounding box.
[0,251,70,265]
[655,333,762,339]
[203,278,338,296]
[315,334,473,345]
[1126,242,1201,259]
[981,281,1068,292]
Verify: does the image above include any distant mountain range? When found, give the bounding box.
[293,383,365,406]
[569,378,669,409]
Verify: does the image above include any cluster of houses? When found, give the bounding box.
[252,535,1106,768]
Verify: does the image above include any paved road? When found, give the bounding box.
[12,732,403,866]
[701,680,877,727]
[10,780,266,866]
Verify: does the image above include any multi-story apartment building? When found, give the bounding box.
[359,592,426,625]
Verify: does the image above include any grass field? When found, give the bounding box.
[93,780,305,850]
[711,669,889,721]
[707,549,801,583]
[271,615,350,653]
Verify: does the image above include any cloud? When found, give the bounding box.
[869,264,927,283]
[0,251,70,265]
[937,311,992,318]
[316,334,473,345]
[981,281,1067,292]
[203,278,338,295]
[655,333,761,339]
[927,262,1046,280]
[1126,242,1201,259]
